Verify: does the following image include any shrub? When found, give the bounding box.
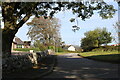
[92,46,118,52]
[92,47,104,52]
[38,44,48,51]
[55,47,67,52]
[82,47,97,52]
[48,46,55,50]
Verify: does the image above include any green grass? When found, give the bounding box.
[13,48,40,52]
[79,51,119,57]
[79,51,120,63]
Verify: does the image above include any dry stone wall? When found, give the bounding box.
[2,50,53,73]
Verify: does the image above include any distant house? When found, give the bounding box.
[12,37,31,50]
[63,45,81,51]
[111,43,120,46]
[68,45,76,51]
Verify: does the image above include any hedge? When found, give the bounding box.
[13,48,40,52]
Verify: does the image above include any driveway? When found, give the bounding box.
[43,53,120,79]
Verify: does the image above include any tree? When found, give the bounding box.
[81,28,112,51]
[2,2,117,57]
[27,16,61,48]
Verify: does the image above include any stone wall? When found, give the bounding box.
[2,50,53,73]
[2,54,33,73]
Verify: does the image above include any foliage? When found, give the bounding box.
[27,17,61,46]
[38,44,48,51]
[2,2,117,32]
[81,28,112,51]
[48,46,55,50]
[48,46,67,52]
[33,40,48,51]
[33,40,65,52]
[92,46,118,52]
[27,17,64,51]
[55,47,67,52]
[98,28,112,45]
[81,37,98,51]
[13,48,40,52]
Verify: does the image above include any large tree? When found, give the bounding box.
[2,2,117,57]
[27,17,61,47]
[81,28,112,51]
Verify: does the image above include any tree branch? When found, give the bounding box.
[17,13,32,29]
[16,3,39,30]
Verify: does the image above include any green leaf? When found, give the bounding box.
[70,18,75,22]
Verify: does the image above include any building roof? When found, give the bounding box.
[14,37,24,45]
[63,45,81,50]
[73,45,81,49]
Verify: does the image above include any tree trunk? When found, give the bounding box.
[2,3,36,58]
[2,30,15,58]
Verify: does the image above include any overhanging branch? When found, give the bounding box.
[17,13,32,29]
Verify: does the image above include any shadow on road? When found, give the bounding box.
[43,54,120,79]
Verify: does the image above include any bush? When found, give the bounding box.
[48,46,55,50]
[55,47,67,52]
[82,47,97,52]
[38,44,48,51]
[92,47,104,52]
[13,48,40,52]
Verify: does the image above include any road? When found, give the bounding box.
[43,53,120,79]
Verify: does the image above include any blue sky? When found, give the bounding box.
[15,1,118,46]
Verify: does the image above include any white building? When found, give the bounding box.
[68,45,76,51]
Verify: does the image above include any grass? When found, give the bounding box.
[79,51,120,63]
[79,51,119,57]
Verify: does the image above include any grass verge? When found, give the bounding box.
[79,51,120,64]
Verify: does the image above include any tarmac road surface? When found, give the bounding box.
[43,53,120,79]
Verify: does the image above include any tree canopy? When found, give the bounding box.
[81,28,112,51]
[27,17,61,47]
[2,2,117,31]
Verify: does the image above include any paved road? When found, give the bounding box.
[43,53,120,79]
